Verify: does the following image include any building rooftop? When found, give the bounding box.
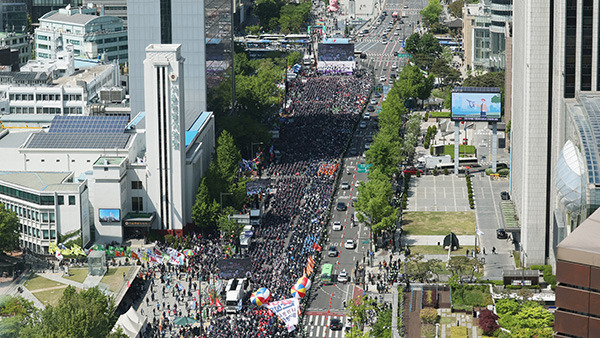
[557,207,600,266]
[0,129,36,148]
[53,64,113,86]
[185,112,211,148]
[94,157,125,166]
[41,12,98,26]
[0,171,80,192]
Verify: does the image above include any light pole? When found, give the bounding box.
[250,142,264,160]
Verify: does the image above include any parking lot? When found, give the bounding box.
[405,175,470,212]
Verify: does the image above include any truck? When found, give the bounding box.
[302,54,314,66]
[225,278,248,313]
[418,155,452,169]
[239,225,254,253]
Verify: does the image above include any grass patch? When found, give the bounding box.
[100,267,132,292]
[442,145,476,159]
[402,211,476,235]
[450,326,468,338]
[24,274,63,292]
[428,111,451,118]
[410,245,477,255]
[62,268,88,284]
[32,286,73,306]
[513,250,520,268]
[451,284,493,311]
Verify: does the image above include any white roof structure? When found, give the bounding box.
[113,307,147,338]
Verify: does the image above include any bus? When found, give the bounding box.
[321,263,333,285]
[392,11,399,19]
[281,34,311,49]
[259,34,285,42]
[458,157,479,167]
[245,39,272,49]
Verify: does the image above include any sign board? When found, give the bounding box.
[451,89,502,122]
[357,164,373,173]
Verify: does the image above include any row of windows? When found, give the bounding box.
[3,201,55,224]
[0,184,54,205]
[10,107,83,114]
[9,93,82,101]
[22,224,56,240]
[57,195,76,206]
[131,181,143,189]
[38,52,50,58]
[37,44,49,50]
[37,34,49,41]
[66,39,81,45]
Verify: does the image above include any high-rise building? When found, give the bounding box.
[0,1,27,32]
[512,0,600,266]
[128,0,207,117]
[127,0,234,117]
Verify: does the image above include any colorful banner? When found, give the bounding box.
[265,298,300,332]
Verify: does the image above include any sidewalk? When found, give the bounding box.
[402,235,476,246]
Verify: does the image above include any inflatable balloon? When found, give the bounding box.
[291,276,312,298]
[250,287,271,306]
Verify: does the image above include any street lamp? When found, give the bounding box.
[250,142,264,160]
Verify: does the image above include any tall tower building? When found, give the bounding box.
[128,0,207,118]
[143,44,187,230]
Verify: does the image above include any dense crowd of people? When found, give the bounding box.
[139,71,371,337]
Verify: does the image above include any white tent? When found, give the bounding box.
[113,307,147,338]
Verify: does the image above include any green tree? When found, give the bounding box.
[463,72,505,88]
[0,205,20,253]
[0,295,37,337]
[286,51,302,67]
[254,0,282,31]
[395,64,434,101]
[192,178,220,230]
[371,308,392,338]
[216,130,242,187]
[346,295,376,328]
[421,0,443,26]
[20,286,124,338]
[448,0,464,18]
[217,213,244,245]
[365,132,400,177]
[355,174,397,235]
[245,24,261,36]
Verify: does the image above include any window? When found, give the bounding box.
[132,196,143,212]
[131,181,143,189]
[49,213,55,223]
[42,213,48,222]
[58,196,64,205]
[68,196,75,205]
[43,230,49,239]
[50,230,56,239]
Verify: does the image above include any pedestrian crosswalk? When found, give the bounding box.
[302,313,346,337]
[367,52,397,57]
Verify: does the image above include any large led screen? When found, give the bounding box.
[318,43,355,62]
[451,92,502,122]
[99,209,121,223]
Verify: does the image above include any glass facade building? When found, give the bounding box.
[205,0,234,113]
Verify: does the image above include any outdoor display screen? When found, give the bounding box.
[99,209,121,223]
[451,92,502,122]
[318,43,355,62]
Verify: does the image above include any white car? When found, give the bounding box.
[391,63,398,70]
[364,142,371,150]
[370,98,378,105]
[341,181,350,190]
[338,270,348,283]
[379,76,386,82]
[382,40,388,44]
[363,112,371,120]
[344,239,355,249]
[394,31,399,36]
[332,221,342,231]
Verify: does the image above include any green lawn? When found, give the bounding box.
[442,145,476,159]
[33,287,80,306]
[62,268,88,284]
[410,245,478,256]
[24,274,63,292]
[428,111,451,118]
[100,267,132,292]
[402,211,476,235]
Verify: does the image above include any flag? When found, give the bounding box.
[312,243,321,252]
[58,243,67,251]
[55,251,63,261]
[177,283,185,291]
[210,293,215,306]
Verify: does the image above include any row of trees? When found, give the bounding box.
[251,0,312,33]
[0,288,126,338]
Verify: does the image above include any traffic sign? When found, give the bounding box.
[357,164,373,173]
[398,53,411,58]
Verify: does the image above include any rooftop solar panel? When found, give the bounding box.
[25,133,131,149]
[48,116,129,134]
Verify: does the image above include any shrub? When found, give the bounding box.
[420,308,438,324]
[443,168,449,175]
[485,168,493,176]
[164,234,177,245]
[478,309,500,335]
[424,112,429,121]
[416,171,421,177]
[433,169,439,176]
[498,168,510,177]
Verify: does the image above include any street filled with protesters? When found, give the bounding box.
[136,71,372,337]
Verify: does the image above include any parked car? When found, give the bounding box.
[341,181,350,190]
[328,245,338,257]
[344,239,355,249]
[367,105,375,112]
[364,142,371,150]
[359,121,368,129]
[370,98,378,105]
[349,148,358,156]
[403,167,423,175]
[364,112,371,119]
[496,228,508,239]
[501,191,510,200]
[332,221,342,231]
[336,202,347,211]
[338,270,348,283]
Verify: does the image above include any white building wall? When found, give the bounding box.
[511,0,551,265]
[91,160,127,243]
[143,44,187,230]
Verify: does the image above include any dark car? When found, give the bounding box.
[367,105,375,112]
[374,93,382,98]
[330,318,343,330]
[496,228,508,239]
[336,202,347,211]
[328,245,338,257]
[500,191,510,200]
[360,52,367,59]
[349,148,358,156]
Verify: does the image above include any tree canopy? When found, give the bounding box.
[495,299,554,338]
[420,0,443,26]
[395,64,435,101]
[0,205,20,253]
[19,286,125,338]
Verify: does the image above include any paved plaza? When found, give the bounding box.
[405,175,471,212]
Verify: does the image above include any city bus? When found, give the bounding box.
[259,34,285,42]
[458,157,479,167]
[245,39,272,49]
[321,263,333,285]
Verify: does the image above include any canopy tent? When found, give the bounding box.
[113,307,147,338]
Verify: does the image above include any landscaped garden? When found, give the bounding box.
[451,284,493,312]
[62,268,88,284]
[100,267,133,292]
[402,211,476,235]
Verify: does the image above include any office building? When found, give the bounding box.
[82,0,128,26]
[35,6,128,63]
[127,0,207,116]
[127,0,234,116]
[29,0,83,24]
[0,31,31,67]
[0,2,27,32]
[512,0,600,266]
[555,207,600,337]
